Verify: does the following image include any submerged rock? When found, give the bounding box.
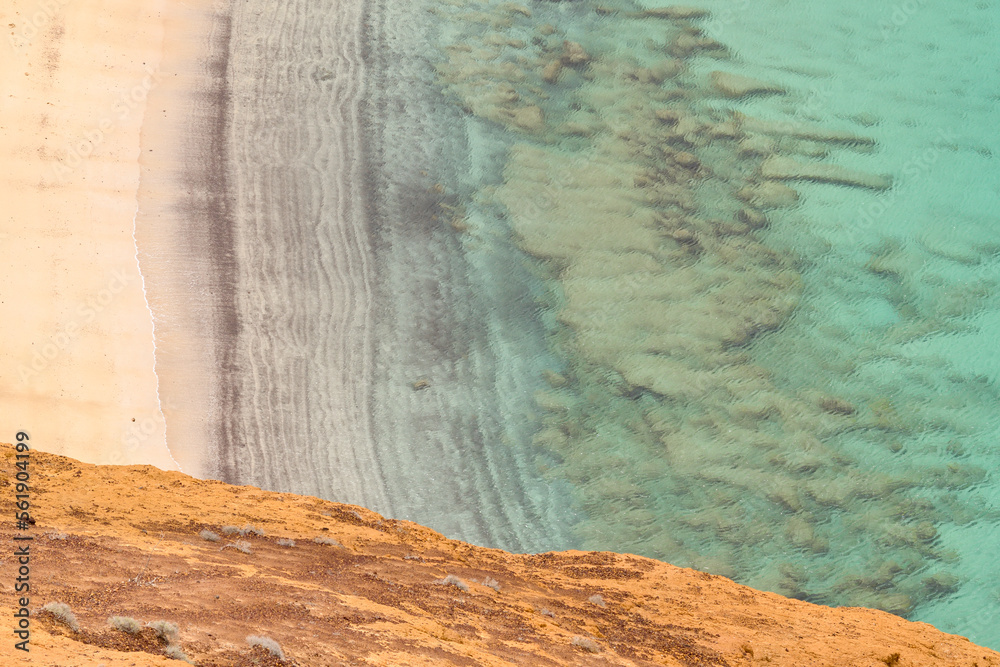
[639,6,711,20]
[654,108,682,125]
[631,59,682,85]
[557,120,601,137]
[738,114,877,145]
[711,70,786,98]
[505,104,546,132]
[818,395,856,416]
[498,2,532,17]
[736,181,801,208]
[760,155,893,190]
[738,133,778,156]
[737,207,768,229]
[542,59,563,83]
[542,369,570,388]
[673,151,700,170]
[561,40,591,66]
[669,31,725,58]
[923,572,961,596]
[707,121,740,139]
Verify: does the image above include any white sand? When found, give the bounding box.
[132,0,232,479]
[0,0,183,469]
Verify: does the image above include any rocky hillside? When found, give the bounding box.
[0,443,996,666]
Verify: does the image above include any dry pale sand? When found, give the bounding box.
[0,0,186,470]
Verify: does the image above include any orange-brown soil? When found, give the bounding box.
[1,443,996,666]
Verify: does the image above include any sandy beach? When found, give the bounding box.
[1,0,573,553]
[0,0,180,470]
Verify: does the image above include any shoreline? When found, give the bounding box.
[140,0,576,552]
[0,0,179,470]
[134,0,235,479]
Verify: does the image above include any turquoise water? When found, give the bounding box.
[690,0,1000,643]
[132,0,999,650]
[419,0,1000,649]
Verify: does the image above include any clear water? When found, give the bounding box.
[162,0,1000,650]
[415,0,1000,649]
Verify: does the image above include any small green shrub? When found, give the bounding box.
[41,602,79,632]
[146,620,179,643]
[108,615,142,634]
[247,634,286,661]
[435,574,469,592]
[221,540,252,554]
[164,643,192,662]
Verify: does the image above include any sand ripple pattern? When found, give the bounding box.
[197,0,577,553]
[217,0,388,510]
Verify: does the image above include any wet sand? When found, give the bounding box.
[201,0,392,507]
[0,0,179,470]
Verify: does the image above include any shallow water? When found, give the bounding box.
[416,0,1000,647]
[660,0,1000,644]
[143,0,1000,650]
